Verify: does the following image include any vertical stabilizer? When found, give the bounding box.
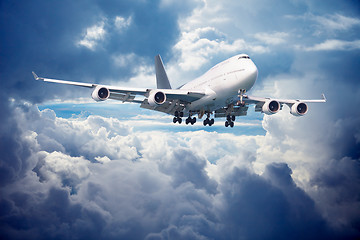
[155,55,172,89]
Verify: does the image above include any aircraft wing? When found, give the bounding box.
[244,94,326,111]
[32,72,205,114]
[214,93,326,118]
[240,93,326,115]
[243,94,327,105]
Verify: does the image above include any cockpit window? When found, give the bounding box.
[238,56,250,59]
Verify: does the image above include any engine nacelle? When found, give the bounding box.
[92,86,110,101]
[262,100,280,115]
[148,90,166,106]
[290,102,308,116]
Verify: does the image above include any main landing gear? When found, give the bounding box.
[173,111,183,124]
[203,113,214,126]
[225,115,235,128]
[172,111,236,128]
[186,116,196,125]
[173,111,196,125]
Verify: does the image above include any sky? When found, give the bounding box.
[1,0,360,239]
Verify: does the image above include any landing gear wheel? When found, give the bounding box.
[207,119,214,126]
[204,118,213,126]
[186,116,195,125]
[231,115,235,121]
[178,118,182,124]
[227,115,231,121]
[173,117,177,123]
[230,121,234,128]
[225,121,229,127]
[180,112,184,118]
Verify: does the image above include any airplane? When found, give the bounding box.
[32,54,326,128]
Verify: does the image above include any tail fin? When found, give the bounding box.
[155,55,172,89]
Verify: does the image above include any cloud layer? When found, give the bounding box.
[0,104,347,239]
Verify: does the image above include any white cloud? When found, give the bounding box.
[37,151,91,184]
[286,12,360,37]
[77,20,107,50]
[314,13,360,32]
[254,32,290,45]
[114,16,132,32]
[108,53,157,89]
[173,27,268,71]
[305,39,360,51]
[177,0,228,31]
[112,53,137,68]
[168,0,275,72]
[122,64,156,88]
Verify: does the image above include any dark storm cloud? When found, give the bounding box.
[0,98,32,186]
[219,164,332,240]
[310,157,360,233]
[159,149,218,194]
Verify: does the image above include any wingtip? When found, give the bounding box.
[32,71,43,81]
[322,93,327,102]
[32,71,39,80]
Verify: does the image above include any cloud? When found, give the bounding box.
[114,15,132,32]
[304,39,360,51]
[254,32,290,45]
[112,53,137,68]
[77,20,107,50]
[218,164,331,240]
[309,157,360,228]
[173,27,268,71]
[251,53,360,232]
[1,90,359,239]
[313,13,360,32]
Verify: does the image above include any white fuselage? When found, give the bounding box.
[180,54,258,112]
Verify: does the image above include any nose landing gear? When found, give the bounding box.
[237,89,246,106]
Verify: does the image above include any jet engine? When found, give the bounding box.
[148,90,166,106]
[290,102,308,116]
[262,100,280,115]
[92,86,110,101]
